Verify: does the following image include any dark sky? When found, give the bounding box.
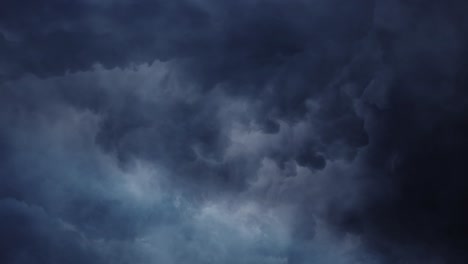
[1,0,468,263]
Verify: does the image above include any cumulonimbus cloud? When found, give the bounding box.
[1,0,468,263]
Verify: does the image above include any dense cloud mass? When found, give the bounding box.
[1,0,468,263]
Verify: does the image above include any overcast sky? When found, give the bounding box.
[1,1,468,263]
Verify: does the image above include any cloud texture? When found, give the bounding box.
[1,0,468,263]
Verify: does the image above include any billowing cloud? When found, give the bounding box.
[1,0,468,263]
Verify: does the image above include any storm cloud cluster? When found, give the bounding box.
[1,0,468,263]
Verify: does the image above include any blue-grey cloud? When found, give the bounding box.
[1,0,468,263]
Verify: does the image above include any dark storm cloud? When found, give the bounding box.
[0,0,374,183]
[0,198,101,264]
[0,0,212,80]
[322,1,468,263]
[1,0,468,263]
